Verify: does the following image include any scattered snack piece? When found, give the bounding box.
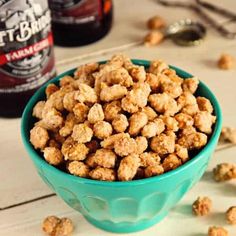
[213,163,236,182]
[208,226,228,236]
[192,196,212,216]
[42,216,74,236]
[29,54,216,181]
[144,31,164,47]
[218,53,235,70]
[147,15,166,30]
[54,218,74,236]
[220,127,236,144]
[226,206,236,224]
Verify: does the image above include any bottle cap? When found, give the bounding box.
[166,19,207,46]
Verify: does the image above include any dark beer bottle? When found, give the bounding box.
[0,0,56,117]
[48,0,113,47]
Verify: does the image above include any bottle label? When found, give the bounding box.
[0,0,56,93]
[48,0,111,24]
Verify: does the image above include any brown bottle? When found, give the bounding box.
[48,0,113,47]
[0,0,56,117]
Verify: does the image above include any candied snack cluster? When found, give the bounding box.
[192,196,212,216]
[144,15,166,46]
[42,216,73,236]
[220,127,236,144]
[213,163,236,182]
[218,53,235,70]
[30,54,216,181]
[208,226,228,236]
[226,206,236,225]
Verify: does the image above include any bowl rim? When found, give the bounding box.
[21,59,223,187]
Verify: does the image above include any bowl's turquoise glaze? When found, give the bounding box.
[21,60,222,233]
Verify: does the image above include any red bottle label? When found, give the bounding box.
[48,0,111,24]
[0,0,56,93]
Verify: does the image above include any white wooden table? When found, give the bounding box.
[1,0,236,235]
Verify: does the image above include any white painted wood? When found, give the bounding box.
[1,0,236,234]
[0,118,53,208]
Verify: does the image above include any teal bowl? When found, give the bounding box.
[21,60,222,233]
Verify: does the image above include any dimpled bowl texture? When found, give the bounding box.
[21,60,222,233]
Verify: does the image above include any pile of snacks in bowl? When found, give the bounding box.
[29,54,216,182]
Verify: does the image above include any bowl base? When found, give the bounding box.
[84,210,168,233]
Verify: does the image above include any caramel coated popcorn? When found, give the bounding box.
[114,136,137,157]
[89,167,116,181]
[87,149,117,168]
[67,161,90,178]
[43,147,63,166]
[208,226,228,236]
[30,126,49,150]
[93,121,112,139]
[129,112,148,136]
[87,103,104,124]
[147,15,166,30]
[135,136,148,154]
[104,100,122,121]
[218,53,235,70]
[149,93,179,116]
[144,31,164,47]
[226,206,236,224]
[112,114,129,133]
[220,127,236,144]
[162,154,182,172]
[192,196,212,216]
[42,216,74,236]
[150,132,175,155]
[144,164,164,178]
[213,163,236,182]
[30,54,216,181]
[118,154,140,181]
[32,101,45,119]
[71,124,93,143]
